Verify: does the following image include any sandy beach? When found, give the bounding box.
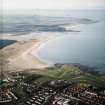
[1,32,65,72]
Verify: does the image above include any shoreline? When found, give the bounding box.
[1,32,105,75]
[1,31,105,74]
[1,32,66,71]
[31,34,70,66]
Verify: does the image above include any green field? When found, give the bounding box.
[33,65,105,87]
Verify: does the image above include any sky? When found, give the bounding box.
[2,0,105,10]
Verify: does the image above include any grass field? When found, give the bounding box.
[33,65,105,87]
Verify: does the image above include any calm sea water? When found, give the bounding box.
[36,10,105,73]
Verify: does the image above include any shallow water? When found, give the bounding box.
[36,10,105,73]
[0,39,17,48]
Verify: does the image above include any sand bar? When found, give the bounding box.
[1,32,65,71]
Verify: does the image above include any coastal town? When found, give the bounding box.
[0,71,105,105]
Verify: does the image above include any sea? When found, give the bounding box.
[0,9,105,73]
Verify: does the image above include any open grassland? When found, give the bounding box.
[33,65,105,87]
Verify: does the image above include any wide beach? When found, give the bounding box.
[0,32,65,72]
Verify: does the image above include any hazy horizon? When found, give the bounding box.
[2,0,105,10]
